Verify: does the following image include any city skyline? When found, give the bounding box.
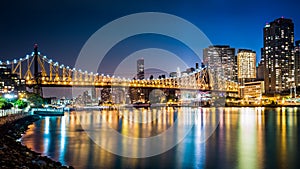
[0,0,300,72]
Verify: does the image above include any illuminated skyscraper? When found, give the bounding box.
[137,58,144,80]
[263,17,295,94]
[295,40,300,88]
[237,49,256,79]
[237,49,256,98]
[203,45,237,82]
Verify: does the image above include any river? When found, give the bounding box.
[21,107,300,169]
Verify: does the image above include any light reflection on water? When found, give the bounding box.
[21,107,300,169]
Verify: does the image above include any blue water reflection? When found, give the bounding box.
[21,107,300,169]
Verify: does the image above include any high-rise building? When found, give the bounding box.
[256,48,265,81]
[0,64,26,94]
[237,49,256,98]
[203,45,237,82]
[263,17,295,94]
[237,49,256,79]
[137,58,144,80]
[295,40,300,88]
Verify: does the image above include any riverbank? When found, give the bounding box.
[0,115,74,169]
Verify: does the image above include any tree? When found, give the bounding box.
[0,97,13,109]
[13,99,28,109]
[26,92,45,108]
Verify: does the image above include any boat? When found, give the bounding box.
[31,106,64,116]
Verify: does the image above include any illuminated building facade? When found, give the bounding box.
[237,49,256,79]
[0,65,26,94]
[263,17,295,94]
[237,49,256,98]
[244,81,264,98]
[203,45,237,82]
[295,40,300,88]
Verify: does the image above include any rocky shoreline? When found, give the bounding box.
[0,115,74,169]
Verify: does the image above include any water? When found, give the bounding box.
[21,107,300,169]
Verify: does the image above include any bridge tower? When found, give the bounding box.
[33,44,43,97]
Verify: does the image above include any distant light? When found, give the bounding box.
[6,60,10,64]
[4,93,15,99]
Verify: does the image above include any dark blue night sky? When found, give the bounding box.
[0,0,299,71]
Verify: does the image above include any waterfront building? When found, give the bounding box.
[263,17,295,94]
[0,64,26,95]
[256,48,265,81]
[237,49,256,98]
[243,81,265,99]
[237,49,256,79]
[295,40,300,88]
[203,45,237,82]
